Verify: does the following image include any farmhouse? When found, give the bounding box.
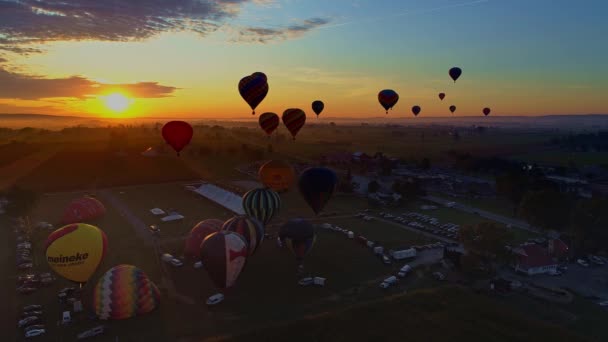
[511,243,559,275]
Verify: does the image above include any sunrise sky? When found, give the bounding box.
[0,0,606,118]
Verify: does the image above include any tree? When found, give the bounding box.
[459,221,513,269]
[3,186,38,218]
[518,189,574,231]
[368,180,380,194]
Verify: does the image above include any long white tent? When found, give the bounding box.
[190,183,245,215]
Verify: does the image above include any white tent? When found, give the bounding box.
[190,183,245,215]
[150,208,166,216]
[161,214,184,222]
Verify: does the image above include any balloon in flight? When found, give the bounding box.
[449,105,457,114]
[449,67,462,83]
[242,188,281,225]
[438,93,445,101]
[45,223,108,283]
[258,112,279,136]
[279,218,316,266]
[298,167,338,215]
[258,160,296,192]
[412,105,421,116]
[282,108,306,140]
[184,219,224,259]
[378,89,399,114]
[200,231,248,289]
[312,100,324,117]
[238,72,269,115]
[162,121,193,156]
[222,216,265,256]
[483,107,491,116]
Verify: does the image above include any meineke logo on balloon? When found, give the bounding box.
[47,252,89,267]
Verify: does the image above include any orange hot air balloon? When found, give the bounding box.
[45,223,108,283]
[258,160,295,192]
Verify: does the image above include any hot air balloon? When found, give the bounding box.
[162,121,193,156]
[200,231,248,289]
[483,107,491,116]
[312,100,324,118]
[238,73,269,115]
[449,105,457,114]
[279,218,316,266]
[298,167,338,215]
[449,67,462,83]
[61,196,106,225]
[93,264,160,320]
[439,93,445,101]
[184,219,224,259]
[282,108,306,140]
[222,216,264,256]
[45,223,107,283]
[259,112,279,136]
[242,188,281,225]
[412,105,421,116]
[378,89,399,114]
[258,160,295,192]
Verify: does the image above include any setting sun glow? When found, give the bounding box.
[103,93,132,113]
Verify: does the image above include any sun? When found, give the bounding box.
[103,93,133,113]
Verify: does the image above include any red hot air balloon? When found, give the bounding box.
[184,219,223,259]
[449,67,462,83]
[449,105,457,114]
[378,89,399,114]
[61,196,106,225]
[412,106,421,116]
[238,73,269,115]
[483,107,491,116]
[258,112,279,136]
[162,121,193,156]
[438,93,445,101]
[282,108,306,140]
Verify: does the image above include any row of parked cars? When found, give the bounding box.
[17,272,56,295]
[381,211,461,240]
[18,304,46,338]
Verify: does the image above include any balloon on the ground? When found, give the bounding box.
[242,188,281,225]
[412,105,421,116]
[439,93,445,101]
[449,67,462,82]
[45,223,107,283]
[259,112,279,136]
[162,121,193,156]
[222,216,264,256]
[312,100,324,117]
[298,167,338,215]
[184,219,224,259]
[279,218,316,265]
[258,160,295,192]
[61,196,106,225]
[239,73,269,115]
[93,264,160,320]
[282,108,306,140]
[483,107,491,116]
[449,105,457,114]
[378,89,399,114]
[200,231,248,289]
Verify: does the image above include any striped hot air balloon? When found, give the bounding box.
[222,216,264,256]
[93,265,160,320]
[200,231,248,289]
[282,108,306,140]
[258,112,279,136]
[242,188,281,225]
[238,73,269,115]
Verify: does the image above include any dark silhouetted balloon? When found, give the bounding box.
[279,218,316,266]
[449,105,457,114]
[282,108,306,140]
[298,167,338,215]
[162,121,193,156]
[412,105,421,116]
[378,89,399,114]
[312,100,324,117]
[449,67,462,83]
[184,219,223,259]
[238,73,269,115]
[259,112,279,136]
[483,107,491,116]
[439,93,445,101]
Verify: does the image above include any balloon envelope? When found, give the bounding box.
[449,105,457,114]
[45,223,107,283]
[258,112,279,136]
[162,121,193,155]
[242,188,281,225]
[200,231,248,289]
[258,160,295,192]
[439,93,445,101]
[61,196,106,225]
[312,100,324,117]
[222,216,264,256]
[279,218,316,264]
[378,89,399,114]
[184,219,224,259]
[282,108,306,140]
[412,106,421,116]
[239,73,269,115]
[93,264,160,320]
[449,67,462,82]
[298,167,338,215]
[483,107,491,116]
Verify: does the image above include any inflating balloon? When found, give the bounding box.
[162,121,193,156]
[439,93,445,101]
[200,231,248,289]
[45,223,107,283]
[312,100,324,118]
[239,73,269,115]
[449,67,462,83]
[259,112,279,136]
[412,105,421,116]
[282,108,306,140]
[258,160,295,192]
[242,188,281,225]
[184,219,224,259]
[298,167,338,215]
[483,107,491,116]
[449,105,457,114]
[61,196,106,225]
[222,216,264,256]
[93,265,160,320]
[279,218,316,266]
[378,89,399,114]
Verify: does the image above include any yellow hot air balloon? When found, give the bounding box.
[45,223,108,283]
[258,160,295,192]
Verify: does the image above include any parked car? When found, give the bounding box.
[77,325,105,340]
[22,311,43,318]
[18,263,33,270]
[25,329,46,338]
[589,255,605,266]
[577,259,590,267]
[432,272,446,281]
[298,277,314,286]
[24,325,45,333]
[18,275,36,283]
[17,287,37,295]
[23,305,42,312]
[18,316,39,328]
[206,293,224,305]
[169,258,183,267]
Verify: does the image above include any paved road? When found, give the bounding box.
[421,195,540,234]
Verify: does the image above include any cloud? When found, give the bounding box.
[0,0,263,54]
[0,68,178,100]
[229,17,330,43]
